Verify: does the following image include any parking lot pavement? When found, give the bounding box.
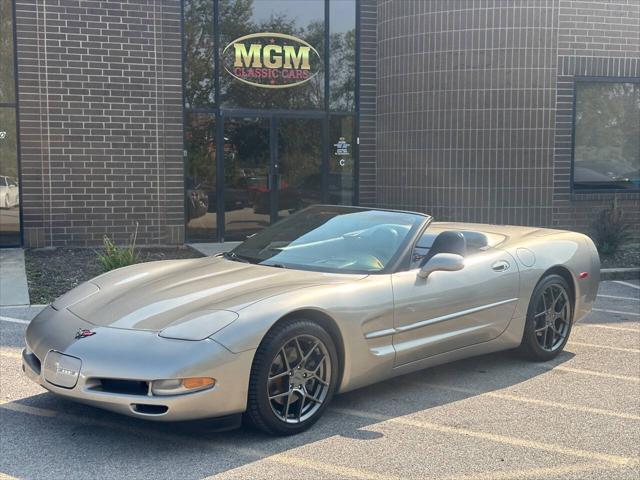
[1,281,638,480]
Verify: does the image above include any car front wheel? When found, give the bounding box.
[246,319,339,435]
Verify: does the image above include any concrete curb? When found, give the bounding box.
[600,268,640,281]
[0,249,30,306]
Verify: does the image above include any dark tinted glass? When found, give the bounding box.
[574,81,640,191]
[219,0,325,109]
[223,116,271,241]
[231,206,425,273]
[329,0,356,111]
[328,115,355,204]
[185,113,218,241]
[184,0,215,108]
[276,118,323,220]
[0,0,15,103]
[0,107,20,245]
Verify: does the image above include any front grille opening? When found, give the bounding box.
[132,404,168,415]
[92,379,149,396]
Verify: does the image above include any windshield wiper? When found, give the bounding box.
[222,251,251,263]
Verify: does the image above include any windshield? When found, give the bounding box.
[229,206,426,273]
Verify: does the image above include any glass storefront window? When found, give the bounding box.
[183,0,215,108]
[0,0,15,103]
[183,1,359,242]
[219,0,325,109]
[223,116,271,241]
[573,81,640,191]
[0,108,20,246]
[276,117,323,219]
[0,1,20,246]
[329,115,355,204]
[330,0,356,111]
[185,113,218,241]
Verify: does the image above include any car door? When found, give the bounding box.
[391,238,520,366]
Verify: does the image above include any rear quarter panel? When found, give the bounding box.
[503,231,599,329]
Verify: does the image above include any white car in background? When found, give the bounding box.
[0,176,19,208]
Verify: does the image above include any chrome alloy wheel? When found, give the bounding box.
[267,334,331,424]
[533,283,571,352]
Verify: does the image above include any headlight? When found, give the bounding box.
[158,310,238,341]
[151,377,215,395]
[51,282,99,311]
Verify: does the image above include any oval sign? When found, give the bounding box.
[222,32,321,89]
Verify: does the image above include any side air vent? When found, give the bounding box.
[131,404,169,415]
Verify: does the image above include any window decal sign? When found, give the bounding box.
[334,137,350,156]
[222,32,321,89]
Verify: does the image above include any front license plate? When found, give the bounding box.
[43,351,82,388]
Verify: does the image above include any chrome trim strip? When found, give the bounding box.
[364,298,519,339]
[364,328,396,340]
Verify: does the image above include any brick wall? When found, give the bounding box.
[375,0,558,226]
[357,0,377,207]
[15,0,184,247]
[552,0,640,237]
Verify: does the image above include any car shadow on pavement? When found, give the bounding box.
[0,349,574,480]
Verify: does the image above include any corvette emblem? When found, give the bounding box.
[75,329,96,339]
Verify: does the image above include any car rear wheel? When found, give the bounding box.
[245,319,339,435]
[518,274,573,361]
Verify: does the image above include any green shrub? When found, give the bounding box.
[591,198,631,255]
[97,225,139,272]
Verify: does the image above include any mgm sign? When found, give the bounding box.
[222,33,321,89]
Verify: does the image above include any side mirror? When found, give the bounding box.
[417,253,464,279]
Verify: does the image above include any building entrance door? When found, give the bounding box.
[222,115,324,241]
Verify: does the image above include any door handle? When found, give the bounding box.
[491,260,510,272]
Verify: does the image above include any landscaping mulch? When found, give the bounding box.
[599,245,640,270]
[25,246,204,305]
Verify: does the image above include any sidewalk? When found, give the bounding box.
[0,249,30,306]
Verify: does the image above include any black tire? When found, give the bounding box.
[245,319,339,435]
[518,274,574,361]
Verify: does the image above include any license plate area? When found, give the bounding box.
[43,351,82,388]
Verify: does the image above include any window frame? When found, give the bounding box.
[570,76,640,194]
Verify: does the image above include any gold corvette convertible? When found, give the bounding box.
[23,206,599,435]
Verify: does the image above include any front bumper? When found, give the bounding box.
[23,307,255,422]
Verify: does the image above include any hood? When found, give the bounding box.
[67,257,365,331]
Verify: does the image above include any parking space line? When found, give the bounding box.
[568,341,640,353]
[440,462,618,480]
[0,316,29,325]
[614,281,640,290]
[546,365,640,383]
[418,382,640,421]
[233,447,404,480]
[332,407,637,466]
[0,473,20,480]
[0,401,400,480]
[0,350,22,359]
[576,323,639,333]
[0,402,56,417]
[597,294,639,301]
[592,308,640,317]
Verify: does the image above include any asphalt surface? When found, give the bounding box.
[1,280,639,480]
